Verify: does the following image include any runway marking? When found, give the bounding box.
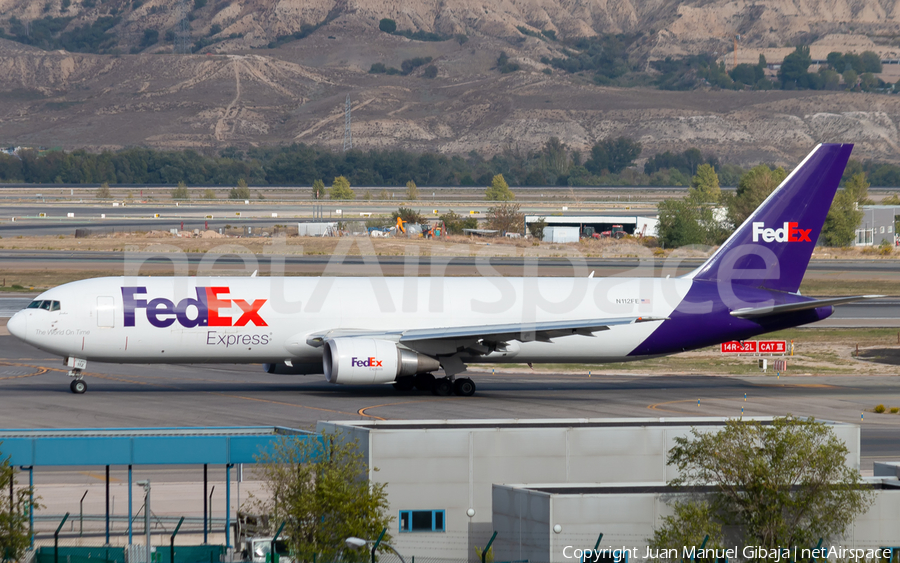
[357,397,473,420]
[0,361,50,380]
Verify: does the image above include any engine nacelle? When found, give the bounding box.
[323,338,441,385]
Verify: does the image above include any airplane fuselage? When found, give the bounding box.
[8,275,830,366]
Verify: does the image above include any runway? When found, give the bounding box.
[0,335,898,470]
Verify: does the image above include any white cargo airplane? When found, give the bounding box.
[6,144,875,395]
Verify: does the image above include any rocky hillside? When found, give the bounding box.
[2,0,900,56]
[3,0,900,165]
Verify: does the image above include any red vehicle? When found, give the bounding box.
[597,225,625,239]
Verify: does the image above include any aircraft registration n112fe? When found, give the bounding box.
[6,143,878,395]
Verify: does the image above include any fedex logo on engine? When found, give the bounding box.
[751,222,812,243]
[122,287,267,328]
[351,357,383,368]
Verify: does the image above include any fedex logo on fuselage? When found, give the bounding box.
[122,287,267,328]
[751,222,812,243]
[351,357,383,368]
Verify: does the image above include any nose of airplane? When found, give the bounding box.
[6,312,27,341]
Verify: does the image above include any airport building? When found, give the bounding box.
[524,215,659,239]
[318,417,861,559]
[856,206,899,246]
[492,476,900,562]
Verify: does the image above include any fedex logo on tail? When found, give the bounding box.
[751,222,812,243]
[351,357,383,368]
[122,287,267,328]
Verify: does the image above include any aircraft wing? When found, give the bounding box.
[305,316,667,347]
[729,295,883,319]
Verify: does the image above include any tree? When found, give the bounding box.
[229,178,250,200]
[252,434,392,561]
[405,180,418,200]
[586,137,642,175]
[378,18,396,33]
[845,171,873,205]
[312,179,324,200]
[96,182,111,199]
[201,189,216,200]
[329,176,355,200]
[822,172,868,246]
[657,198,705,248]
[542,137,569,177]
[728,165,787,226]
[439,210,477,234]
[860,72,879,92]
[485,174,514,201]
[486,202,524,234]
[171,181,189,200]
[667,417,873,550]
[843,69,858,89]
[778,45,811,88]
[647,500,726,562]
[1,451,33,563]
[689,164,720,203]
[527,216,547,240]
[861,50,882,74]
[423,65,438,79]
[392,207,423,224]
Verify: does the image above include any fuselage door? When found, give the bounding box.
[97,296,115,328]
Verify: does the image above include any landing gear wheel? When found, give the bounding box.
[432,377,453,396]
[414,373,435,391]
[70,379,87,394]
[393,376,415,391]
[453,378,476,396]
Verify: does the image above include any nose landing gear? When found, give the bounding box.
[70,379,87,394]
[66,356,88,394]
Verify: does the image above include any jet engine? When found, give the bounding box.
[323,338,441,385]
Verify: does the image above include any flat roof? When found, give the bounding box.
[525,215,656,223]
[326,416,853,431]
[501,478,900,495]
[0,426,316,467]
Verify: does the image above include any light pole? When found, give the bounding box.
[345,531,405,563]
[137,480,151,563]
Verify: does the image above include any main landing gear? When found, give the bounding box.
[392,373,476,396]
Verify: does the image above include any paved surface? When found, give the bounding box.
[0,202,652,237]
[0,335,898,471]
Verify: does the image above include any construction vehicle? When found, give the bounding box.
[597,225,626,239]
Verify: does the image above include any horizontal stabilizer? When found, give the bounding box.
[729,295,883,319]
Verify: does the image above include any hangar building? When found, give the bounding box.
[317,417,860,558]
[524,215,659,238]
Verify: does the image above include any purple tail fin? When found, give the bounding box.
[690,143,853,293]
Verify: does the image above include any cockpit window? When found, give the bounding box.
[26,300,60,311]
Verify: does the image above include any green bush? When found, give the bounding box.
[875,404,886,414]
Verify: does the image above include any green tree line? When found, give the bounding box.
[657,162,871,248]
[0,139,639,187]
[6,143,900,194]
